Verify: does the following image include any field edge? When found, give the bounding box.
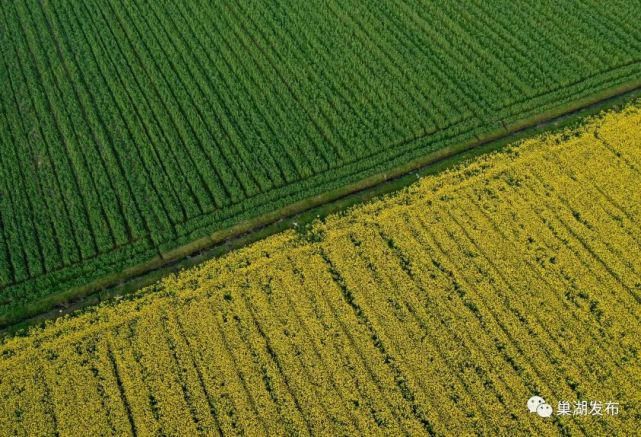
[3,77,641,331]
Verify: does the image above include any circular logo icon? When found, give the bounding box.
[527,396,546,413]
[537,403,553,418]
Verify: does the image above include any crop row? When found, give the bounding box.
[1,104,640,434]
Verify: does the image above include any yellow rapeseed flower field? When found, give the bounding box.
[1,103,641,435]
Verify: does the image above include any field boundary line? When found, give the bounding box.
[2,77,641,332]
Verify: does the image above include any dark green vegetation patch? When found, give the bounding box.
[1,0,641,323]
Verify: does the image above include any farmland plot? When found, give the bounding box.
[1,103,640,435]
[1,0,641,323]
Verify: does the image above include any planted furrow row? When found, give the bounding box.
[145,0,246,201]
[178,1,311,185]
[386,4,484,120]
[489,170,641,328]
[446,203,610,394]
[111,0,223,212]
[1,3,82,270]
[465,2,553,91]
[293,252,427,434]
[0,210,12,287]
[107,323,163,435]
[532,2,609,70]
[368,1,472,124]
[326,1,440,136]
[210,284,296,435]
[259,265,371,433]
[507,2,592,77]
[0,116,41,283]
[92,338,139,436]
[378,216,546,434]
[353,0,467,127]
[418,214,566,394]
[321,241,444,435]
[346,226,522,433]
[284,255,407,434]
[89,0,202,219]
[391,0,492,117]
[432,1,534,105]
[27,1,131,248]
[280,2,408,147]
[587,0,641,53]
[117,0,263,204]
[231,276,345,434]
[566,1,639,61]
[69,0,178,242]
[81,0,191,224]
[461,190,636,369]
[572,0,641,63]
[199,291,302,435]
[0,358,57,435]
[182,0,326,180]
[525,168,641,310]
[417,214,583,435]
[129,312,204,435]
[447,202,633,411]
[226,296,313,434]
[401,0,513,110]
[145,0,301,188]
[10,1,108,257]
[549,146,641,247]
[224,1,351,160]
[157,310,223,434]
[211,0,322,189]
[50,1,168,243]
[263,1,402,157]
[541,151,641,279]
[40,340,113,434]
[41,2,148,242]
[175,303,250,435]
[317,249,437,434]
[165,310,225,436]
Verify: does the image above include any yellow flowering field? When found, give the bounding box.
[1,103,640,435]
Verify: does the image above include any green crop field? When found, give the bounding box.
[1,0,641,325]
